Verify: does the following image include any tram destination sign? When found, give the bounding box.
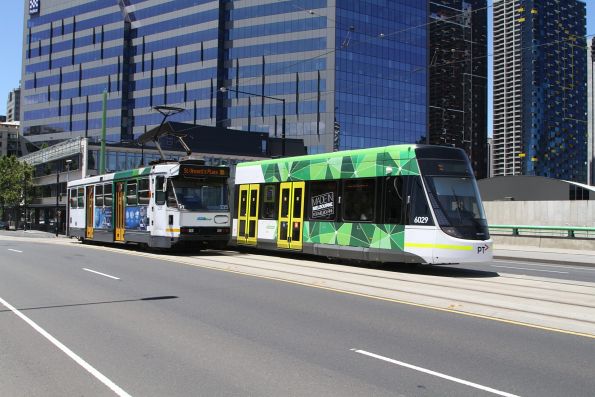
[180,165,230,178]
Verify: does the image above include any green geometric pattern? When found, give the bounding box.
[239,145,420,183]
[304,221,405,251]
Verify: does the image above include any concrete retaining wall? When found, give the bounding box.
[483,200,595,227]
[484,201,595,249]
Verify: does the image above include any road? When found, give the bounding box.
[1,237,594,396]
[450,259,595,283]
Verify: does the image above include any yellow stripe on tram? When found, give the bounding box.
[405,243,473,251]
[166,228,181,233]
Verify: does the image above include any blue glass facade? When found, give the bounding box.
[519,0,588,182]
[22,0,428,156]
[335,1,428,151]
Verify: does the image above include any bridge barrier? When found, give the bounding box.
[488,225,595,251]
[489,225,595,239]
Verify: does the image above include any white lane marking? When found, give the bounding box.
[352,349,520,397]
[494,260,595,272]
[491,265,568,274]
[82,268,120,280]
[7,249,23,253]
[0,295,131,397]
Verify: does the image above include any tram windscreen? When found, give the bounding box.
[170,180,229,211]
[418,157,489,240]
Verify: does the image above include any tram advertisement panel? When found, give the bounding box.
[125,206,148,231]
[94,207,112,229]
[311,192,334,219]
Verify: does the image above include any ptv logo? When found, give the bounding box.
[477,244,489,254]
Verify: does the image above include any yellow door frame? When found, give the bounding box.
[115,182,125,241]
[277,181,305,250]
[85,186,94,239]
[237,184,259,245]
[247,184,259,245]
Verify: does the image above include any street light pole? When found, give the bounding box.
[22,173,26,231]
[55,164,59,237]
[65,159,72,236]
[219,87,286,156]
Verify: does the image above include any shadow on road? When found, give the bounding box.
[0,296,179,313]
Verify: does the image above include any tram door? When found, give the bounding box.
[85,186,94,239]
[277,182,305,250]
[237,184,259,245]
[114,182,125,241]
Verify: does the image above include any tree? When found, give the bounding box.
[0,156,33,224]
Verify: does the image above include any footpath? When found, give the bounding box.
[494,244,595,267]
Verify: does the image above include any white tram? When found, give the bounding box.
[67,159,231,249]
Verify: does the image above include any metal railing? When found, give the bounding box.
[489,225,595,239]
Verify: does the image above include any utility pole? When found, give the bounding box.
[55,164,60,237]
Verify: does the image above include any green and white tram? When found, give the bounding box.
[231,145,492,264]
[68,159,231,249]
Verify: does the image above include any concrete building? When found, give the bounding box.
[6,87,20,122]
[493,0,588,182]
[487,137,493,178]
[0,121,20,157]
[21,0,430,155]
[429,0,488,179]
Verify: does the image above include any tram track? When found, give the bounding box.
[3,235,595,337]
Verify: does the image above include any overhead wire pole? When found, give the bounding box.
[219,86,286,156]
[137,105,186,162]
[99,90,107,174]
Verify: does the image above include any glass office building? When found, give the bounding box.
[493,0,588,182]
[22,0,428,155]
[429,0,488,179]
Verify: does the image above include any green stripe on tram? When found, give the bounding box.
[113,167,152,180]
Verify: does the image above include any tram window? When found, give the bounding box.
[126,180,138,206]
[406,176,434,225]
[95,184,104,207]
[308,181,337,221]
[239,189,248,217]
[260,184,277,219]
[342,179,375,222]
[138,178,150,205]
[166,180,177,208]
[104,183,113,206]
[69,188,77,208]
[384,177,404,224]
[249,187,259,217]
[280,187,290,218]
[77,187,84,208]
[155,176,166,205]
[292,188,303,218]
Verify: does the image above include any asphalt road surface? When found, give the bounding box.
[1,238,594,396]
[452,258,595,283]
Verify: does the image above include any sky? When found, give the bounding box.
[0,1,594,127]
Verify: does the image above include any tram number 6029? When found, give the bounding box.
[413,216,429,224]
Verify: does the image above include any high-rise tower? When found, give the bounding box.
[493,0,587,182]
[588,38,595,185]
[429,0,488,179]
